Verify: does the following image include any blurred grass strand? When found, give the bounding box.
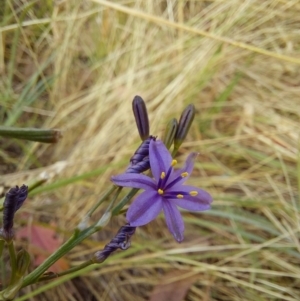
[93,0,300,65]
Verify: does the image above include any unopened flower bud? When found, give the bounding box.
[126,136,156,173]
[16,249,31,277]
[93,224,136,263]
[1,185,28,241]
[174,104,195,151]
[132,95,150,141]
[15,185,28,211]
[162,118,178,149]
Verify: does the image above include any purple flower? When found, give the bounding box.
[111,139,212,242]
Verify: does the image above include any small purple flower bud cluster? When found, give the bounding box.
[126,135,156,174]
[93,224,136,263]
[127,96,154,174]
[1,185,28,241]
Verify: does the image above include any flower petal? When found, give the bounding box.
[111,173,156,190]
[169,185,212,211]
[166,152,198,187]
[162,200,184,242]
[150,139,173,181]
[127,191,163,226]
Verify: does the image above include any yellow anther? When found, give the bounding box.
[177,194,184,199]
[189,191,198,196]
[181,172,189,178]
[171,160,177,167]
[158,189,164,195]
[160,172,166,179]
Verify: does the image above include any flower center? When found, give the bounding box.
[155,160,200,199]
[157,159,196,197]
[157,160,177,189]
[164,171,190,191]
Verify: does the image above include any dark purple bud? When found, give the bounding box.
[1,185,28,240]
[162,118,178,149]
[15,185,28,211]
[126,160,150,174]
[174,104,195,151]
[93,224,136,263]
[132,95,150,141]
[126,136,156,174]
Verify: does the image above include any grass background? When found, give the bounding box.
[1,0,300,300]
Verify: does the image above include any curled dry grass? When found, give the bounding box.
[1,0,300,300]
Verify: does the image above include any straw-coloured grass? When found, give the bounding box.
[1,0,300,300]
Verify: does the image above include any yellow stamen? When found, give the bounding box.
[181,172,188,178]
[171,160,177,167]
[158,189,164,195]
[177,194,183,199]
[160,172,166,179]
[189,191,198,196]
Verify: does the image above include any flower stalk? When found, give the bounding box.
[163,118,178,149]
[0,126,62,143]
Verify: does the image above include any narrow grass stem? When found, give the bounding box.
[28,178,48,193]
[22,225,101,287]
[86,185,118,218]
[36,259,95,283]
[95,187,123,227]
[8,241,17,285]
[172,147,179,158]
[32,187,124,285]
[112,188,139,216]
[0,240,4,259]
[0,126,61,143]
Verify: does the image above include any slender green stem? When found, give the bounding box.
[28,178,48,193]
[95,186,123,227]
[107,187,122,211]
[37,259,95,282]
[22,225,100,287]
[30,187,124,285]
[112,188,139,216]
[172,148,178,157]
[172,146,181,158]
[0,126,61,143]
[8,241,17,284]
[22,180,119,287]
[86,185,117,218]
[0,240,5,258]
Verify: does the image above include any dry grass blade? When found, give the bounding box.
[93,0,300,65]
